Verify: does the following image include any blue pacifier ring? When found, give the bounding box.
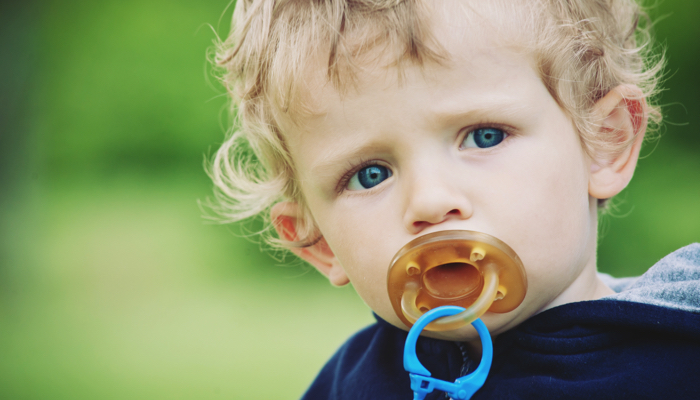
[403,306,493,400]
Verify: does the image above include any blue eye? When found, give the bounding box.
[461,128,507,149]
[347,165,392,190]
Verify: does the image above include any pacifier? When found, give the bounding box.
[388,230,527,331]
[391,230,528,399]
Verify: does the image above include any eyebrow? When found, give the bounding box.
[310,140,388,180]
[427,98,529,127]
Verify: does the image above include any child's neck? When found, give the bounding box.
[543,265,615,312]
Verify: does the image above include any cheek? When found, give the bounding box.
[475,134,589,273]
[313,201,398,304]
[490,147,589,232]
[504,139,593,296]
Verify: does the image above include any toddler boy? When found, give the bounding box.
[210,0,700,398]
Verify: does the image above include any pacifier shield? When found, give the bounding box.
[387,230,527,330]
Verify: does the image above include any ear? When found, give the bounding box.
[270,202,350,286]
[588,85,648,200]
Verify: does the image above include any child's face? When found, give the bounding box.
[279,11,609,341]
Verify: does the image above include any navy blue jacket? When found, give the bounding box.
[302,245,700,399]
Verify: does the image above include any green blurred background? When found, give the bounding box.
[1,0,698,399]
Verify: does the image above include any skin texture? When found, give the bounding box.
[271,3,646,343]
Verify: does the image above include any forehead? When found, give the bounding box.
[278,0,535,131]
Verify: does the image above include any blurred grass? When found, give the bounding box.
[0,0,698,398]
[1,175,373,399]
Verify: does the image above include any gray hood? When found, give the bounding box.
[599,243,700,313]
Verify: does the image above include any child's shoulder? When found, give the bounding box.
[483,244,700,398]
[601,243,700,313]
[507,243,700,351]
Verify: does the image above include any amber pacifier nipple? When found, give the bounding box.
[387,230,527,331]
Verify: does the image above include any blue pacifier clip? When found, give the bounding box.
[403,306,493,400]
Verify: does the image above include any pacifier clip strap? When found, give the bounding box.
[403,306,493,400]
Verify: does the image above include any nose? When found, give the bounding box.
[402,164,473,234]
